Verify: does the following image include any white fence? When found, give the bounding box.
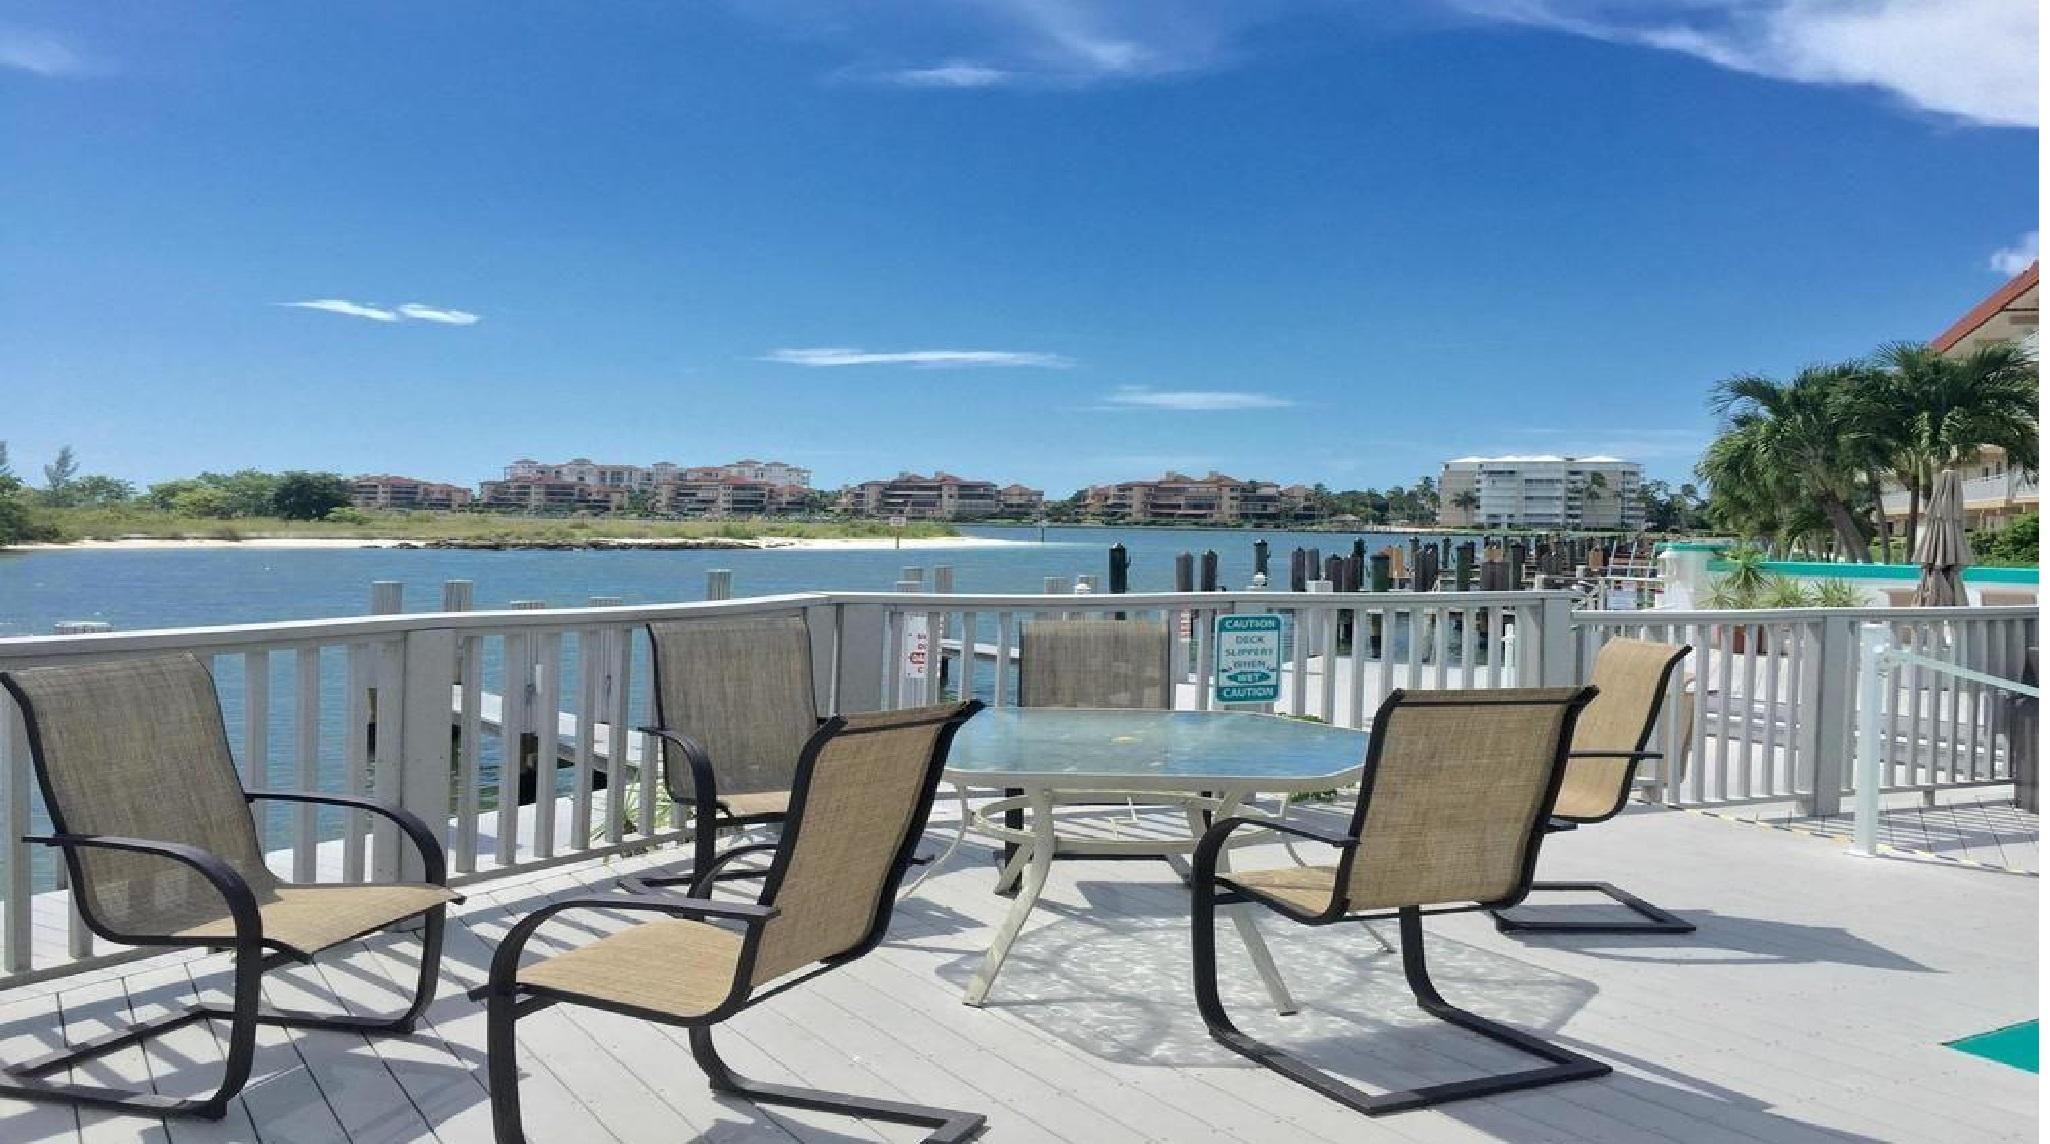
[1574,607,2037,814]
[1852,622,2038,855]
[0,589,2031,988]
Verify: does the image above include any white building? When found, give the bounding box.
[501,457,812,491]
[716,459,811,488]
[1439,455,1644,530]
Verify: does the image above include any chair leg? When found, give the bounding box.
[0,937,266,1120]
[486,983,527,1144]
[1194,902,1610,1116]
[690,1026,986,1143]
[636,810,778,890]
[1491,881,1696,935]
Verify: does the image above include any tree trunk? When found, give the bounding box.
[1905,483,1921,557]
[1820,496,1872,561]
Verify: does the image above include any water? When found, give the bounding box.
[0,524,1473,634]
[0,524,1473,886]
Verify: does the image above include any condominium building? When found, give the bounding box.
[477,478,628,514]
[1879,261,2039,531]
[1080,472,1314,526]
[491,456,812,516]
[717,459,812,488]
[349,474,475,511]
[655,474,805,518]
[503,457,648,490]
[994,484,1047,519]
[1437,456,1644,530]
[839,472,1002,519]
[500,457,811,492]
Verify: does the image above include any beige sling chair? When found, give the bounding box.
[1191,686,1607,1116]
[479,701,986,1143]
[1492,637,1695,934]
[970,617,1174,896]
[0,654,455,1119]
[635,613,824,888]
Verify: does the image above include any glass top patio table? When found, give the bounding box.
[946,707,1367,792]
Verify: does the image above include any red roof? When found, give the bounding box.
[1932,261,2038,352]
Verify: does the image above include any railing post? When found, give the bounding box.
[1537,593,1575,685]
[382,626,457,884]
[1801,612,1858,816]
[442,580,474,612]
[705,569,732,601]
[370,580,404,615]
[836,603,888,714]
[1850,622,1894,857]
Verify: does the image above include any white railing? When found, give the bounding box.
[0,588,1576,988]
[0,588,2030,987]
[1573,607,2038,814]
[1851,623,2038,856]
[866,589,1575,727]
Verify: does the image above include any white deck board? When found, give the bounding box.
[0,799,2034,1144]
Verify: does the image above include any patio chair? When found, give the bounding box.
[0,654,455,1119]
[1493,637,1694,935]
[981,617,1172,894]
[480,701,986,1144]
[637,613,822,887]
[1191,686,1606,1117]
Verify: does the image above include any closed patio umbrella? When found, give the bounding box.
[1912,468,1973,606]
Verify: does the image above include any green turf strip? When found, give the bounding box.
[1946,1020,2038,1073]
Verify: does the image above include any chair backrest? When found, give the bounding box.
[745,701,981,985]
[0,655,275,940]
[1554,638,1692,821]
[1017,618,1172,709]
[648,614,820,800]
[1335,687,1595,914]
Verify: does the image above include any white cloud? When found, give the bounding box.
[784,0,1263,89]
[1101,386,1295,411]
[885,62,1015,88]
[1990,231,2039,276]
[278,299,401,323]
[397,302,481,326]
[0,27,87,76]
[277,298,480,326]
[762,347,1073,368]
[1443,0,2037,128]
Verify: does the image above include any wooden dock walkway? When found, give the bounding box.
[0,800,2035,1142]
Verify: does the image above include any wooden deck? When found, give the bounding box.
[0,799,2036,1143]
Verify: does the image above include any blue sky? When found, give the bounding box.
[1,1,2037,494]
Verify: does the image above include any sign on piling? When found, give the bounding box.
[1213,614,1283,705]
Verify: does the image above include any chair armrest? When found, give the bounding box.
[1567,749,1661,761]
[473,892,778,1001]
[637,726,718,809]
[245,789,447,885]
[24,834,263,950]
[1191,816,1357,889]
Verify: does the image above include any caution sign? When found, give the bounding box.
[901,615,930,679]
[1214,614,1282,704]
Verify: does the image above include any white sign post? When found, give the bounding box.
[889,513,908,549]
[1213,614,1283,705]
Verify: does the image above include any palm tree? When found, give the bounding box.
[1861,340,2038,553]
[1704,364,1882,560]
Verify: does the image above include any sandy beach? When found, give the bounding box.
[11,535,1031,553]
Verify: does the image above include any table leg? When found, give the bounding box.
[901,781,971,899]
[965,786,1055,1007]
[994,786,1025,896]
[1195,792,1299,1016]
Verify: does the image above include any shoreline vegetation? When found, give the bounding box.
[8,508,986,552]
